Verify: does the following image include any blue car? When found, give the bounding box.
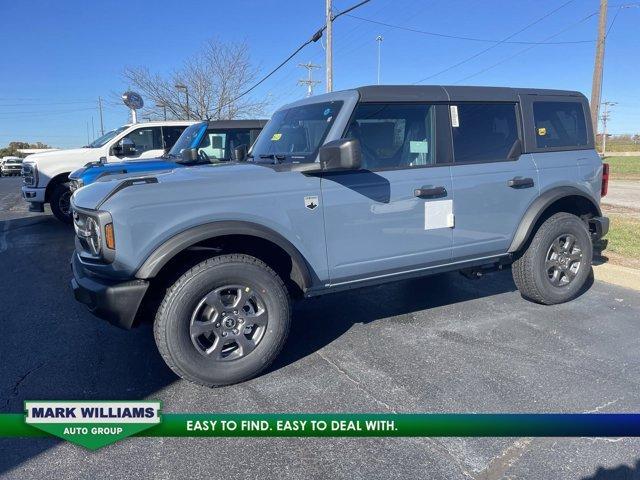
[69,120,266,191]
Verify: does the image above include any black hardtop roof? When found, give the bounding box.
[355,85,585,103]
[205,119,268,129]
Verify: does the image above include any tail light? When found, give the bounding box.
[601,163,609,197]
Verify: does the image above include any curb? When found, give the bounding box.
[593,262,640,292]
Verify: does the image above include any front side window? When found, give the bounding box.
[251,101,343,163]
[533,101,588,149]
[121,127,163,155]
[451,103,518,163]
[345,103,436,170]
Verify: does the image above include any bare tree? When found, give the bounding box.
[123,39,267,121]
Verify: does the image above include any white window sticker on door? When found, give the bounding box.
[425,199,454,230]
[410,140,429,154]
[450,105,459,127]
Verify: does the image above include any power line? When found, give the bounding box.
[454,10,599,84]
[413,0,577,84]
[209,0,370,114]
[345,13,593,45]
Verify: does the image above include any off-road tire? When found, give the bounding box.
[50,183,73,224]
[154,254,291,387]
[512,212,593,305]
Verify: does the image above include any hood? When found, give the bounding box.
[70,161,276,210]
[25,147,96,165]
[69,157,174,180]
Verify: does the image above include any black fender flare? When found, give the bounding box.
[134,221,316,292]
[508,186,601,253]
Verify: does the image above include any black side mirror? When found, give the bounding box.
[319,138,362,172]
[507,138,522,160]
[233,144,248,162]
[181,148,199,163]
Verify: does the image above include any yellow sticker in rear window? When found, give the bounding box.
[271,133,282,141]
[537,127,547,136]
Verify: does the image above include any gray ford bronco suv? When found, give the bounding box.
[71,85,609,387]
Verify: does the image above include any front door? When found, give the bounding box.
[108,126,164,162]
[322,103,454,284]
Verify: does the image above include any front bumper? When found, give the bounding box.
[71,253,149,329]
[21,186,45,203]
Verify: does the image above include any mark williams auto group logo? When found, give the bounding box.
[25,401,161,450]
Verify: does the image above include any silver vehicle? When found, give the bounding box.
[1,157,23,176]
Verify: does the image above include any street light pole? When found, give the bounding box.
[156,102,167,121]
[175,84,191,120]
[376,35,383,85]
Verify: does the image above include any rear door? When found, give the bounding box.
[321,102,454,284]
[449,102,539,258]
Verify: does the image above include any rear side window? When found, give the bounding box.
[161,126,187,150]
[533,101,587,149]
[451,103,518,163]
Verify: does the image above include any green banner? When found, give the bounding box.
[1,408,638,450]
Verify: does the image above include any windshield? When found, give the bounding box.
[251,101,343,163]
[87,126,129,148]
[168,122,207,158]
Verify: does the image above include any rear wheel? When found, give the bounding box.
[50,183,72,224]
[512,212,593,305]
[154,254,291,387]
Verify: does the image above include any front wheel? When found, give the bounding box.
[154,254,291,387]
[50,183,73,224]
[512,212,593,305]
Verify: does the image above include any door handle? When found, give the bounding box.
[508,177,534,189]
[414,185,447,198]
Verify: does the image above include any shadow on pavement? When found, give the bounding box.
[270,269,519,374]
[581,459,640,480]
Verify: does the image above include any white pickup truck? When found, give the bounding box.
[21,121,195,223]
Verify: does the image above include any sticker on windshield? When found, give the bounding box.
[271,133,282,141]
[323,108,331,116]
[537,127,547,136]
[450,105,459,127]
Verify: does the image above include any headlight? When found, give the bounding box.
[85,217,101,255]
[69,178,83,192]
[73,206,115,263]
[22,163,38,186]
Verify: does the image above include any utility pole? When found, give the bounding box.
[590,0,608,133]
[324,0,371,92]
[98,97,104,136]
[298,62,322,97]
[376,35,383,85]
[600,101,617,155]
[326,0,333,92]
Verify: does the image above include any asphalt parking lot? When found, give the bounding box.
[1,175,640,480]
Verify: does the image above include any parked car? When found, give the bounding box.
[70,85,609,387]
[1,157,23,176]
[21,121,196,223]
[68,120,266,192]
